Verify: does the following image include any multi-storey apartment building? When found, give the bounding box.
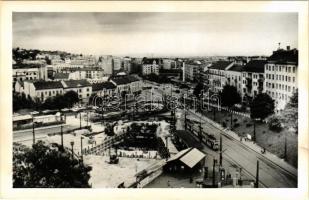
[207,61,234,93]
[13,63,48,87]
[225,64,243,95]
[183,61,202,82]
[163,59,176,69]
[241,60,267,101]
[142,58,160,75]
[123,57,132,74]
[265,46,298,111]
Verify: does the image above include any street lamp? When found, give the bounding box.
[70,141,75,160]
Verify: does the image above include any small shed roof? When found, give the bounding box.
[167,147,206,169]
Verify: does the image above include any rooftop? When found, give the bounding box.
[92,82,116,91]
[167,148,206,169]
[62,80,91,88]
[13,63,43,69]
[243,60,267,73]
[228,64,243,72]
[209,61,233,70]
[33,81,63,90]
[110,75,140,85]
[142,58,161,65]
[54,73,69,80]
[268,48,298,65]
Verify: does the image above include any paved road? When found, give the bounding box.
[13,124,77,142]
[184,109,297,188]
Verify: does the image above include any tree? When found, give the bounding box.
[250,93,275,120]
[193,82,203,97]
[280,90,298,134]
[63,91,79,108]
[220,85,241,128]
[220,85,241,108]
[13,141,92,188]
[250,93,274,141]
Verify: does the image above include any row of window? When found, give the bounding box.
[242,73,263,79]
[267,91,290,101]
[266,65,296,73]
[266,73,296,82]
[265,82,295,92]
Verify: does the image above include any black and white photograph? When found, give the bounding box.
[1,1,308,199]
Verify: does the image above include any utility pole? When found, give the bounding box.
[253,119,256,143]
[32,118,36,145]
[212,159,217,187]
[165,136,169,161]
[198,116,202,142]
[81,137,84,163]
[70,141,75,160]
[184,110,187,130]
[101,100,104,125]
[255,160,259,188]
[219,135,223,166]
[284,136,287,161]
[86,111,89,127]
[79,112,82,129]
[230,111,233,130]
[60,124,63,149]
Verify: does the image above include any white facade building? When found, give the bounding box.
[142,59,160,75]
[265,47,298,111]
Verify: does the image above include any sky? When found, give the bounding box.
[13,12,298,57]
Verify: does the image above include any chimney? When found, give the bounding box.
[287,46,290,50]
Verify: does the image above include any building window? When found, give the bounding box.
[272,74,274,80]
[276,75,278,80]
[293,67,296,73]
[293,77,295,82]
[49,91,51,96]
[288,77,291,82]
[272,66,274,71]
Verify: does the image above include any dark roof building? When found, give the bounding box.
[228,64,243,72]
[13,63,43,69]
[33,81,63,90]
[268,48,298,65]
[110,75,140,85]
[92,82,116,92]
[54,73,69,80]
[209,61,233,70]
[62,80,91,88]
[242,60,267,73]
[142,58,162,65]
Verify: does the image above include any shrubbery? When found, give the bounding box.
[268,116,283,132]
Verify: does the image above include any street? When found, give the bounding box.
[182,109,297,188]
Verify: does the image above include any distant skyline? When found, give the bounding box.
[13,12,298,57]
